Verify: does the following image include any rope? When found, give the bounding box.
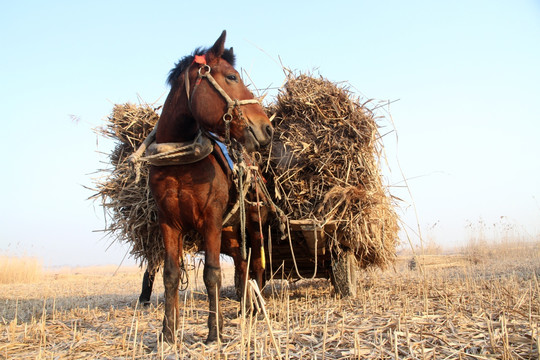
[127,121,158,182]
[253,174,288,237]
[286,218,319,281]
[202,70,259,110]
[179,256,189,291]
[237,164,247,260]
[254,176,266,270]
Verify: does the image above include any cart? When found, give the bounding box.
[263,219,360,297]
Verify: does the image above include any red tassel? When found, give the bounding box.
[193,55,206,65]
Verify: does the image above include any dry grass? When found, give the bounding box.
[1,243,538,359]
[264,72,399,268]
[90,103,163,273]
[461,236,540,267]
[0,256,42,284]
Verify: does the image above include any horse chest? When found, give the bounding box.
[150,163,230,223]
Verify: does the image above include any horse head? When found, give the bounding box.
[184,31,273,152]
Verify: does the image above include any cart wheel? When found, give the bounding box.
[330,251,359,297]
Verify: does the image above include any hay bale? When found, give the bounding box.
[91,103,163,272]
[263,71,399,268]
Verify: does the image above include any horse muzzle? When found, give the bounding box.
[244,123,273,152]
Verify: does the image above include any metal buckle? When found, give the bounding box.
[223,112,233,123]
[198,64,211,76]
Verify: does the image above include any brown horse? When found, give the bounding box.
[149,31,273,344]
[138,198,269,304]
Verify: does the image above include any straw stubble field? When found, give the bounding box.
[1,246,539,359]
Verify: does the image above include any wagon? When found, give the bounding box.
[262,218,361,297]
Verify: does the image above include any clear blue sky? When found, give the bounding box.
[1,0,539,267]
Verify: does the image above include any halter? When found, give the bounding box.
[184,55,260,146]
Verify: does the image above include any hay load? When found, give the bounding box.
[264,72,399,268]
[91,103,163,272]
[91,72,399,272]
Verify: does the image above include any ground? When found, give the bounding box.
[1,248,539,359]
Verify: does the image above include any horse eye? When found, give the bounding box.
[226,74,238,82]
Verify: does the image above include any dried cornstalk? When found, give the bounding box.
[263,71,399,268]
[90,103,163,272]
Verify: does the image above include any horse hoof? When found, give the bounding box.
[205,334,223,345]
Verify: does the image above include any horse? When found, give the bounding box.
[149,30,273,345]
[138,198,269,305]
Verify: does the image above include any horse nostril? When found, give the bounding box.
[265,124,274,138]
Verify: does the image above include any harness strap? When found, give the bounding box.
[200,68,260,110]
[222,163,252,227]
[184,68,193,104]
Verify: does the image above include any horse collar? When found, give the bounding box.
[142,130,214,166]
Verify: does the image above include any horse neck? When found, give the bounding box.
[155,83,199,143]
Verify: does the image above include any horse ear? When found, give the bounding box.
[207,30,227,61]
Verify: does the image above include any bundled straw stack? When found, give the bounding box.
[91,103,163,272]
[264,72,399,268]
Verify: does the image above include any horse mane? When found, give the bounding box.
[167,47,236,87]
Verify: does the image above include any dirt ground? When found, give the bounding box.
[1,252,539,359]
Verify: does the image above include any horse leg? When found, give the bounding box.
[161,223,182,345]
[139,268,155,306]
[203,225,224,343]
[221,226,248,301]
[246,229,265,315]
[247,205,268,291]
[249,233,265,291]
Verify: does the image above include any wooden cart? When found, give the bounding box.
[263,219,360,297]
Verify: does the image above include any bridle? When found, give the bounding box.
[184,55,260,147]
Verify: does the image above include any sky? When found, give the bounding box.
[1,0,539,267]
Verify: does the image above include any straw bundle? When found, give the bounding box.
[264,72,399,268]
[91,103,163,272]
